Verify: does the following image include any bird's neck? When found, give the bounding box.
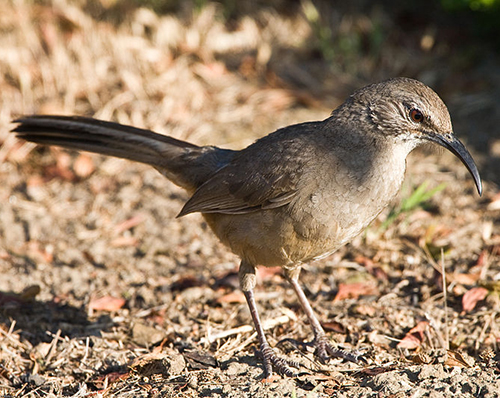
[331,130,418,235]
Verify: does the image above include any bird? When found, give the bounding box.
[11,77,482,378]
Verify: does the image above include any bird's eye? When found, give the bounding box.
[410,109,424,123]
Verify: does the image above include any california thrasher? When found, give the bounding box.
[11,78,482,377]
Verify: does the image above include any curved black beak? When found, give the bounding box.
[427,132,482,196]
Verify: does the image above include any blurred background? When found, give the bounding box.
[1,0,499,157]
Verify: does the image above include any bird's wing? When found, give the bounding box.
[177,121,323,217]
[178,163,300,216]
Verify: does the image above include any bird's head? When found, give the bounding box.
[349,77,482,196]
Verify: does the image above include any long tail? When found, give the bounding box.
[12,115,235,191]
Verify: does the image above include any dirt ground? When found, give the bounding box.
[1,1,500,397]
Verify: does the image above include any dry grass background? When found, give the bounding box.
[1,0,500,397]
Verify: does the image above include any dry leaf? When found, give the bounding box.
[397,321,429,349]
[183,349,217,369]
[334,282,378,302]
[445,350,475,368]
[170,275,203,291]
[397,334,422,350]
[20,285,41,301]
[0,249,10,260]
[355,255,388,280]
[216,291,245,304]
[321,321,347,334]
[89,296,126,312]
[462,287,488,312]
[474,249,489,268]
[26,175,45,188]
[132,345,164,365]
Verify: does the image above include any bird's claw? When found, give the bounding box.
[258,342,300,378]
[313,335,365,364]
[278,335,366,364]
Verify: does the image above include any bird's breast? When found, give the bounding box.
[202,138,412,268]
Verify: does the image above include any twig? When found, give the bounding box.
[45,329,62,364]
[441,248,449,351]
[202,314,293,344]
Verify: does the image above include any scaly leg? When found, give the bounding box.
[284,268,363,364]
[239,261,299,377]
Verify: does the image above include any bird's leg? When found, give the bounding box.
[239,261,300,378]
[284,268,363,364]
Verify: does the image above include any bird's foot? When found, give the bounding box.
[257,342,301,378]
[279,335,365,364]
[312,335,365,364]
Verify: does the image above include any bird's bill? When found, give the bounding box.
[427,133,482,196]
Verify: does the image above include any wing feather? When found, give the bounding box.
[177,120,325,217]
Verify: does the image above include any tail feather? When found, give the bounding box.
[12,115,198,168]
[12,115,235,192]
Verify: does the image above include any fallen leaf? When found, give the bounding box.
[321,321,347,334]
[355,255,387,280]
[474,249,489,268]
[183,349,217,369]
[26,175,45,188]
[0,249,9,260]
[397,334,422,350]
[462,287,488,312]
[20,285,41,301]
[397,321,429,349]
[216,291,245,304]
[89,296,126,312]
[445,350,475,368]
[262,374,281,383]
[36,342,52,358]
[27,241,54,263]
[334,282,378,302]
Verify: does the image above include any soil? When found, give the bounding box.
[1,1,500,397]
